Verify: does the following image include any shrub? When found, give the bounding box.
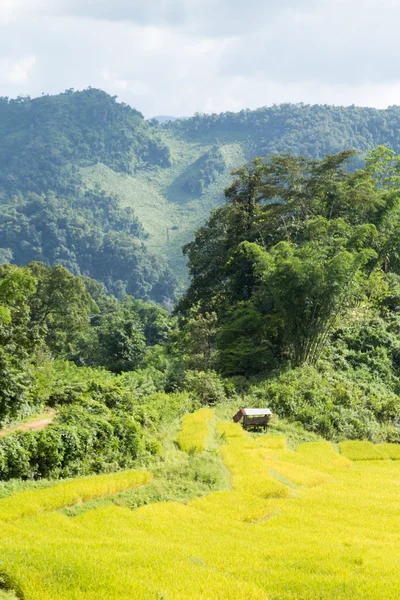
[247,365,400,441]
[0,400,146,481]
[184,371,227,405]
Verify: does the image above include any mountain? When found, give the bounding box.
[2,89,400,295]
[151,115,182,124]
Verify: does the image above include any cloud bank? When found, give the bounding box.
[0,0,399,116]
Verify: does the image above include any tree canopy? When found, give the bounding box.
[179,147,400,374]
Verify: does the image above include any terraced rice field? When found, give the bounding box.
[1,414,400,599]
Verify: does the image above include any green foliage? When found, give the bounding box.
[247,365,400,442]
[180,148,400,376]
[4,90,400,294]
[0,88,170,197]
[27,262,93,354]
[90,308,147,374]
[6,89,400,485]
[0,191,177,303]
[217,302,281,376]
[184,371,227,406]
[180,303,218,371]
[167,104,400,160]
[0,89,178,303]
[0,381,160,481]
[181,146,226,195]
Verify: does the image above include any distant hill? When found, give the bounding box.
[151,115,182,124]
[2,90,400,295]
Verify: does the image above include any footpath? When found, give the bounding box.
[0,411,55,437]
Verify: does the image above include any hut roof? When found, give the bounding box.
[233,408,272,423]
[241,408,272,416]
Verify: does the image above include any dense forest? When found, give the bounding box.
[3,90,400,292]
[2,145,400,482]
[0,89,176,304]
[2,90,400,483]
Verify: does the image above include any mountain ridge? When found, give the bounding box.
[2,88,400,292]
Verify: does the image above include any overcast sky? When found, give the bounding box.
[1,0,400,117]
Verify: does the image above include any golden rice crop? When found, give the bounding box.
[190,490,275,523]
[266,460,331,487]
[2,413,400,599]
[296,441,352,470]
[377,443,400,460]
[0,470,151,522]
[338,440,389,461]
[176,408,213,453]
[216,421,247,439]
[257,434,286,449]
[219,423,288,498]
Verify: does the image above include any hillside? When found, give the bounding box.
[3,90,400,288]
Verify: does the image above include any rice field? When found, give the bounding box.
[176,408,213,453]
[1,417,400,599]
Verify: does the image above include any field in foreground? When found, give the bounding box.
[1,412,400,599]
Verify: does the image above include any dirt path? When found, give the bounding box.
[0,411,56,437]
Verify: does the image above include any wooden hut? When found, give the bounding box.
[233,408,272,431]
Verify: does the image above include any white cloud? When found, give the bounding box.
[100,67,151,95]
[0,0,53,23]
[0,0,400,116]
[0,55,36,85]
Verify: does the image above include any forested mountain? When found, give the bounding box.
[0,89,176,304]
[2,89,400,293]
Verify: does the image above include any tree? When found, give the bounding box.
[0,264,38,424]
[89,305,147,374]
[27,263,93,355]
[179,148,400,374]
[182,304,218,371]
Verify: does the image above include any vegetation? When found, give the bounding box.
[0,469,151,521]
[176,408,213,453]
[178,146,400,441]
[5,90,400,289]
[0,89,177,303]
[0,190,176,302]
[1,419,400,598]
[2,93,400,596]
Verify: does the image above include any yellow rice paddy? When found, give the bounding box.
[176,407,213,453]
[1,416,400,599]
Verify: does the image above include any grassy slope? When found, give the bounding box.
[81,132,247,282]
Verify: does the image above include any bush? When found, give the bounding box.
[0,400,146,481]
[184,371,227,406]
[247,365,400,441]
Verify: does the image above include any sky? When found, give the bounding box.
[1,0,400,117]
